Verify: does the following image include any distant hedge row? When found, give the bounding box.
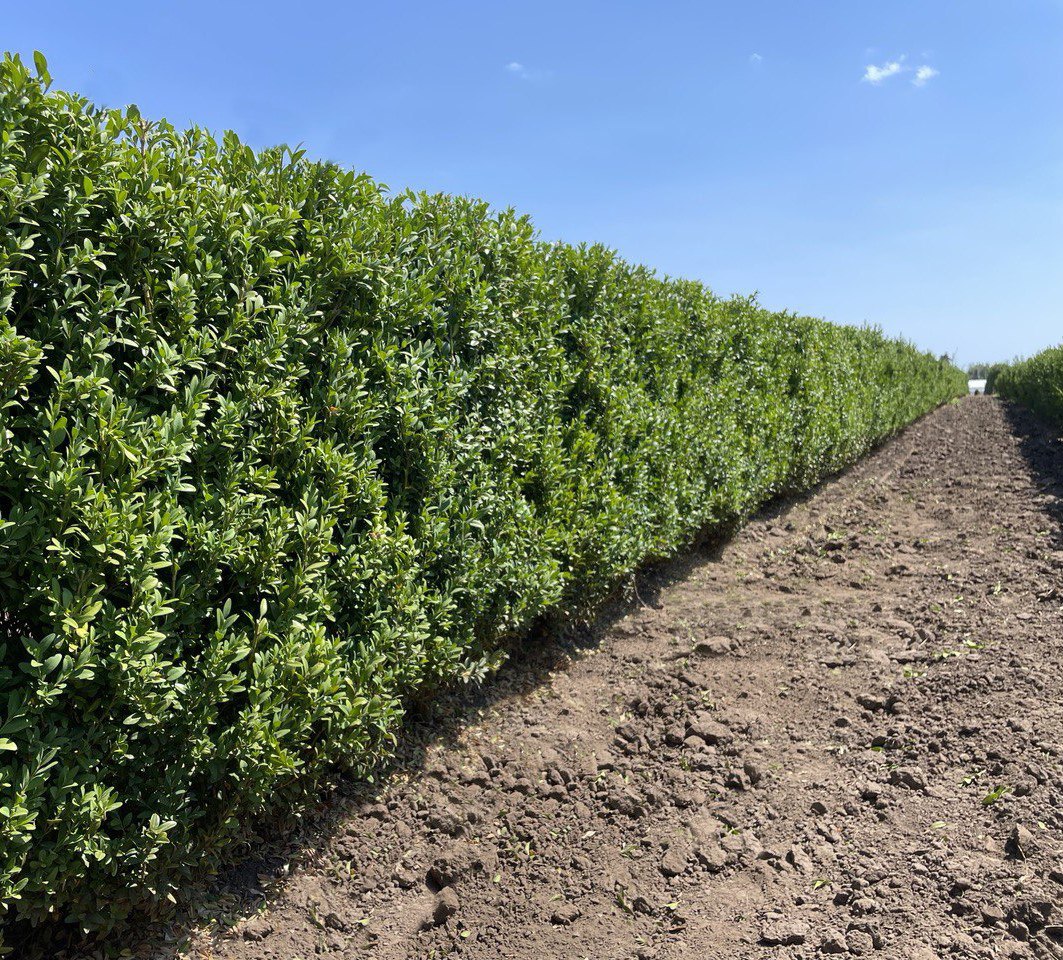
[989,346,1063,425]
[0,52,965,943]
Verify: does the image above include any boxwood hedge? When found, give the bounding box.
[0,52,964,943]
[990,346,1063,426]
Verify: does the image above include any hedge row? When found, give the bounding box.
[0,53,965,942]
[989,347,1063,425]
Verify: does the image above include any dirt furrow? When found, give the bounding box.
[140,397,1063,960]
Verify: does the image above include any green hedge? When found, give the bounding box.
[0,52,964,943]
[990,346,1063,424]
[984,362,1006,395]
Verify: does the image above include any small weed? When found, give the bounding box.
[982,784,1010,806]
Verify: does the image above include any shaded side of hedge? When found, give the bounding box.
[990,347,1063,425]
[0,54,966,940]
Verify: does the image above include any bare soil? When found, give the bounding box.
[117,397,1063,959]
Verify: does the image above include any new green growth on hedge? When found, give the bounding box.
[0,52,966,942]
[989,345,1063,426]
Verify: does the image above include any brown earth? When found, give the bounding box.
[104,397,1063,959]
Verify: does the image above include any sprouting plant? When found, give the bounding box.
[982,785,1011,806]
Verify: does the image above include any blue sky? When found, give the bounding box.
[6,1,1061,366]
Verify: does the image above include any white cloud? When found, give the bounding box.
[863,58,905,84]
[749,53,763,64]
[912,65,939,86]
[505,61,550,82]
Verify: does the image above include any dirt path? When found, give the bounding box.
[156,397,1063,960]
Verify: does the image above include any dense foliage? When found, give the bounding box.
[965,363,996,381]
[0,52,965,942]
[990,347,1063,424]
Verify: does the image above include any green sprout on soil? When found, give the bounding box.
[981,784,1011,806]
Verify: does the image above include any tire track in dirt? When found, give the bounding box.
[136,397,1063,960]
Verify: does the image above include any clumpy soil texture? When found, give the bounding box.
[141,398,1063,959]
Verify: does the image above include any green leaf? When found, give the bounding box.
[32,50,49,82]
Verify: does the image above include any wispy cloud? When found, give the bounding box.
[749,53,763,65]
[862,57,905,84]
[912,65,939,86]
[862,54,939,88]
[505,61,550,82]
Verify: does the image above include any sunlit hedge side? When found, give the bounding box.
[0,52,965,942]
[991,346,1063,425]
